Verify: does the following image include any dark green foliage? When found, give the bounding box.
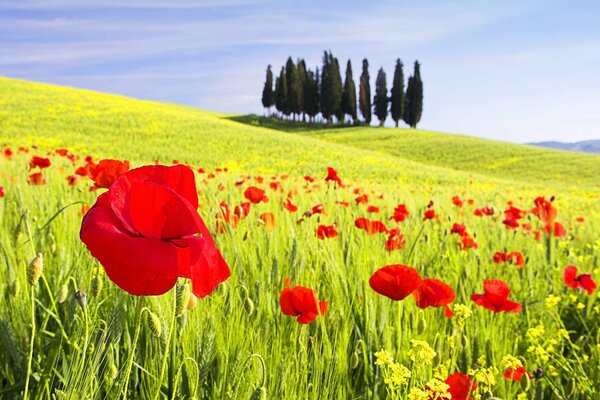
[373,67,388,126]
[404,61,423,128]
[304,69,319,121]
[275,66,289,117]
[390,59,404,127]
[320,51,343,124]
[296,59,308,121]
[342,60,357,123]
[261,65,274,112]
[359,59,371,125]
[285,57,302,121]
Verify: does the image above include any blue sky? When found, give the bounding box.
[1,0,599,143]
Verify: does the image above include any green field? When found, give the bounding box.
[0,77,599,399]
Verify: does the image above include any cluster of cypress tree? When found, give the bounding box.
[261,51,424,128]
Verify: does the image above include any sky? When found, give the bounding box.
[1,0,599,143]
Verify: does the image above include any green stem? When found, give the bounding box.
[24,285,36,400]
[120,298,145,399]
[154,288,177,400]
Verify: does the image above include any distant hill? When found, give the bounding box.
[529,140,600,154]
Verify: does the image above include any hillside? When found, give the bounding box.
[1,78,598,194]
[530,140,600,154]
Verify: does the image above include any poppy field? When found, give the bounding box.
[0,78,600,399]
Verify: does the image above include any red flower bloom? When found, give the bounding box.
[280,286,327,324]
[4,148,13,158]
[385,232,406,252]
[503,366,529,381]
[304,175,315,183]
[474,206,493,217]
[413,278,455,317]
[283,198,298,212]
[369,265,422,301]
[234,202,251,218]
[80,165,230,297]
[391,203,410,222]
[317,224,338,239]
[88,159,130,189]
[445,372,477,400]
[355,217,388,235]
[258,212,276,231]
[459,236,478,250]
[244,186,268,203]
[564,265,597,295]
[29,156,51,170]
[367,205,380,213]
[325,167,343,186]
[450,223,468,237]
[471,279,521,313]
[28,172,46,185]
[503,205,526,230]
[452,195,464,207]
[67,175,78,186]
[494,251,525,268]
[0,186,5,198]
[423,209,437,220]
[355,194,369,205]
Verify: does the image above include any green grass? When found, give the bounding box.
[0,77,599,399]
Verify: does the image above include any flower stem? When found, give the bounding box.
[23,285,36,400]
[120,297,145,398]
[154,287,177,400]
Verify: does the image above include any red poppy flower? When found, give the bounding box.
[564,265,597,295]
[355,194,369,205]
[67,175,78,186]
[4,148,12,158]
[474,206,493,217]
[471,279,521,313]
[283,198,298,212]
[385,232,406,251]
[29,156,51,170]
[369,265,422,301]
[494,251,525,268]
[355,217,388,235]
[325,167,343,186]
[445,372,477,400]
[311,204,325,214]
[244,186,268,203]
[450,223,468,237]
[503,205,526,230]
[503,366,529,381]
[269,181,282,192]
[234,202,251,218]
[80,165,230,297]
[459,236,478,250]
[423,209,437,220]
[335,200,350,207]
[279,286,328,324]
[493,252,507,264]
[391,203,410,222]
[304,175,315,183]
[452,195,464,207]
[413,278,455,317]
[317,224,338,239]
[551,222,566,238]
[28,172,46,185]
[367,205,380,213]
[258,212,276,231]
[0,186,5,198]
[87,159,130,189]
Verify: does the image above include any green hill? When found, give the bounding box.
[1,77,598,195]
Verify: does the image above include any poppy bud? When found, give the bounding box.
[74,289,87,312]
[520,372,531,392]
[27,253,43,286]
[147,311,162,337]
[532,367,544,379]
[187,293,198,310]
[14,223,24,244]
[8,280,19,298]
[57,283,69,304]
[417,317,427,334]
[249,386,267,400]
[244,297,255,316]
[90,275,103,297]
[176,283,191,317]
[350,351,360,369]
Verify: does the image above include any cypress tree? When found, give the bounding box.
[315,68,321,121]
[404,61,423,128]
[331,56,343,123]
[390,59,405,127]
[285,57,299,121]
[320,52,333,123]
[342,59,357,123]
[373,67,388,127]
[261,65,274,114]
[297,59,308,121]
[359,59,371,125]
[275,66,289,118]
[305,69,319,122]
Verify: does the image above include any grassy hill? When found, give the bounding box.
[1,77,599,197]
[231,116,600,189]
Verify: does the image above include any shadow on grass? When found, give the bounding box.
[225,114,362,133]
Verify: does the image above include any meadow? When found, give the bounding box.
[0,78,599,399]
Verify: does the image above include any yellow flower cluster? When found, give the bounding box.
[544,294,561,309]
[408,339,437,365]
[526,324,545,340]
[452,303,473,324]
[423,378,451,400]
[384,363,411,387]
[375,349,393,366]
[501,354,523,370]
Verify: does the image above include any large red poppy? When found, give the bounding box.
[471,279,521,313]
[325,167,343,186]
[445,372,477,400]
[391,203,410,222]
[80,165,230,297]
[413,278,455,317]
[369,264,422,301]
[29,156,51,169]
[280,286,328,324]
[355,217,388,235]
[564,265,597,295]
[244,186,268,203]
[317,224,338,239]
